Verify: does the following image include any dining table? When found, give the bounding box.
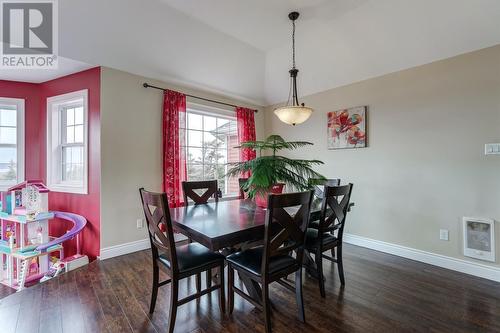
[170,197,354,305]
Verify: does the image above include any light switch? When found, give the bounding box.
[485,143,500,155]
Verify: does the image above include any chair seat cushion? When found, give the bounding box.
[305,228,338,249]
[158,243,224,273]
[309,219,320,229]
[226,246,298,276]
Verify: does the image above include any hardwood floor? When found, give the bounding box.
[0,244,499,333]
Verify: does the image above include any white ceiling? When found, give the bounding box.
[0,54,94,83]
[2,0,500,105]
[160,0,369,51]
[56,0,266,105]
[162,0,500,104]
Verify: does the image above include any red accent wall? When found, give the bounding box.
[0,67,101,260]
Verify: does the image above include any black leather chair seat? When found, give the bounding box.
[226,246,298,276]
[305,228,338,249]
[159,243,224,273]
[309,219,320,229]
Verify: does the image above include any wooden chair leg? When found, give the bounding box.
[149,264,159,313]
[218,265,225,313]
[316,248,326,297]
[168,279,179,333]
[196,273,201,298]
[295,267,305,323]
[262,283,272,333]
[337,246,345,285]
[228,265,234,314]
[206,269,212,288]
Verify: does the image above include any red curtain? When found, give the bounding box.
[236,107,257,165]
[162,90,187,207]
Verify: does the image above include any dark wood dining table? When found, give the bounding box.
[170,198,354,304]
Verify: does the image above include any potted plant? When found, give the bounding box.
[227,135,325,207]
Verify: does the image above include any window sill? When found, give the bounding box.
[0,179,24,192]
[48,183,88,195]
[219,195,240,202]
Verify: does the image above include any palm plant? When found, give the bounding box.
[227,135,325,199]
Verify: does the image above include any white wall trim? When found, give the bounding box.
[46,89,89,194]
[98,233,500,282]
[99,238,150,260]
[0,97,25,190]
[344,233,500,283]
[99,234,189,260]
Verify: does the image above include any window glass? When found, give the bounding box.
[0,147,17,182]
[60,103,85,184]
[182,109,240,196]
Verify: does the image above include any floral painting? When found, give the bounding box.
[327,106,367,149]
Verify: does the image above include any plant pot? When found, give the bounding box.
[255,183,285,208]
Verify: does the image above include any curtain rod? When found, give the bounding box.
[142,83,258,113]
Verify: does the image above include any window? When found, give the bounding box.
[182,104,240,197]
[0,98,24,189]
[47,90,88,194]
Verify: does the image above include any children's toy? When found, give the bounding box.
[40,261,65,283]
[0,180,87,291]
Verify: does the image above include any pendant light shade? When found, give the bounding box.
[273,11,313,126]
[274,105,313,126]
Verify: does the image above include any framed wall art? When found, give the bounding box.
[327,106,367,149]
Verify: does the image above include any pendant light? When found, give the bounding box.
[274,11,313,126]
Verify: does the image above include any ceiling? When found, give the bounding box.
[2,0,500,105]
[162,0,500,104]
[160,0,368,51]
[0,55,94,83]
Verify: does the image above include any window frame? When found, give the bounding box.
[0,97,25,190]
[183,102,240,198]
[46,90,88,194]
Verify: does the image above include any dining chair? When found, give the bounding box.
[139,188,225,333]
[238,177,249,199]
[308,178,340,199]
[308,178,340,230]
[226,190,314,333]
[304,183,353,297]
[182,180,219,205]
[182,179,220,286]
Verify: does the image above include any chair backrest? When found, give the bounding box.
[317,184,353,241]
[238,177,249,199]
[262,191,314,275]
[182,180,218,205]
[139,188,178,272]
[308,178,341,199]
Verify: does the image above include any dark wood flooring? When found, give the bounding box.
[0,243,499,333]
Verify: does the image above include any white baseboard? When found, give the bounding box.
[99,233,500,282]
[344,233,500,283]
[99,234,188,260]
[99,238,150,260]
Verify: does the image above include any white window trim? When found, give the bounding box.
[0,97,25,190]
[46,90,88,194]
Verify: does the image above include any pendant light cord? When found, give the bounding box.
[292,19,296,69]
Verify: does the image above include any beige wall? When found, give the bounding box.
[265,45,500,268]
[100,67,264,249]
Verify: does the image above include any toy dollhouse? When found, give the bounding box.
[0,180,87,291]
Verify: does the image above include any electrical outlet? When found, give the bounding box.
[439,229,449,241]
[136,218,144,229]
